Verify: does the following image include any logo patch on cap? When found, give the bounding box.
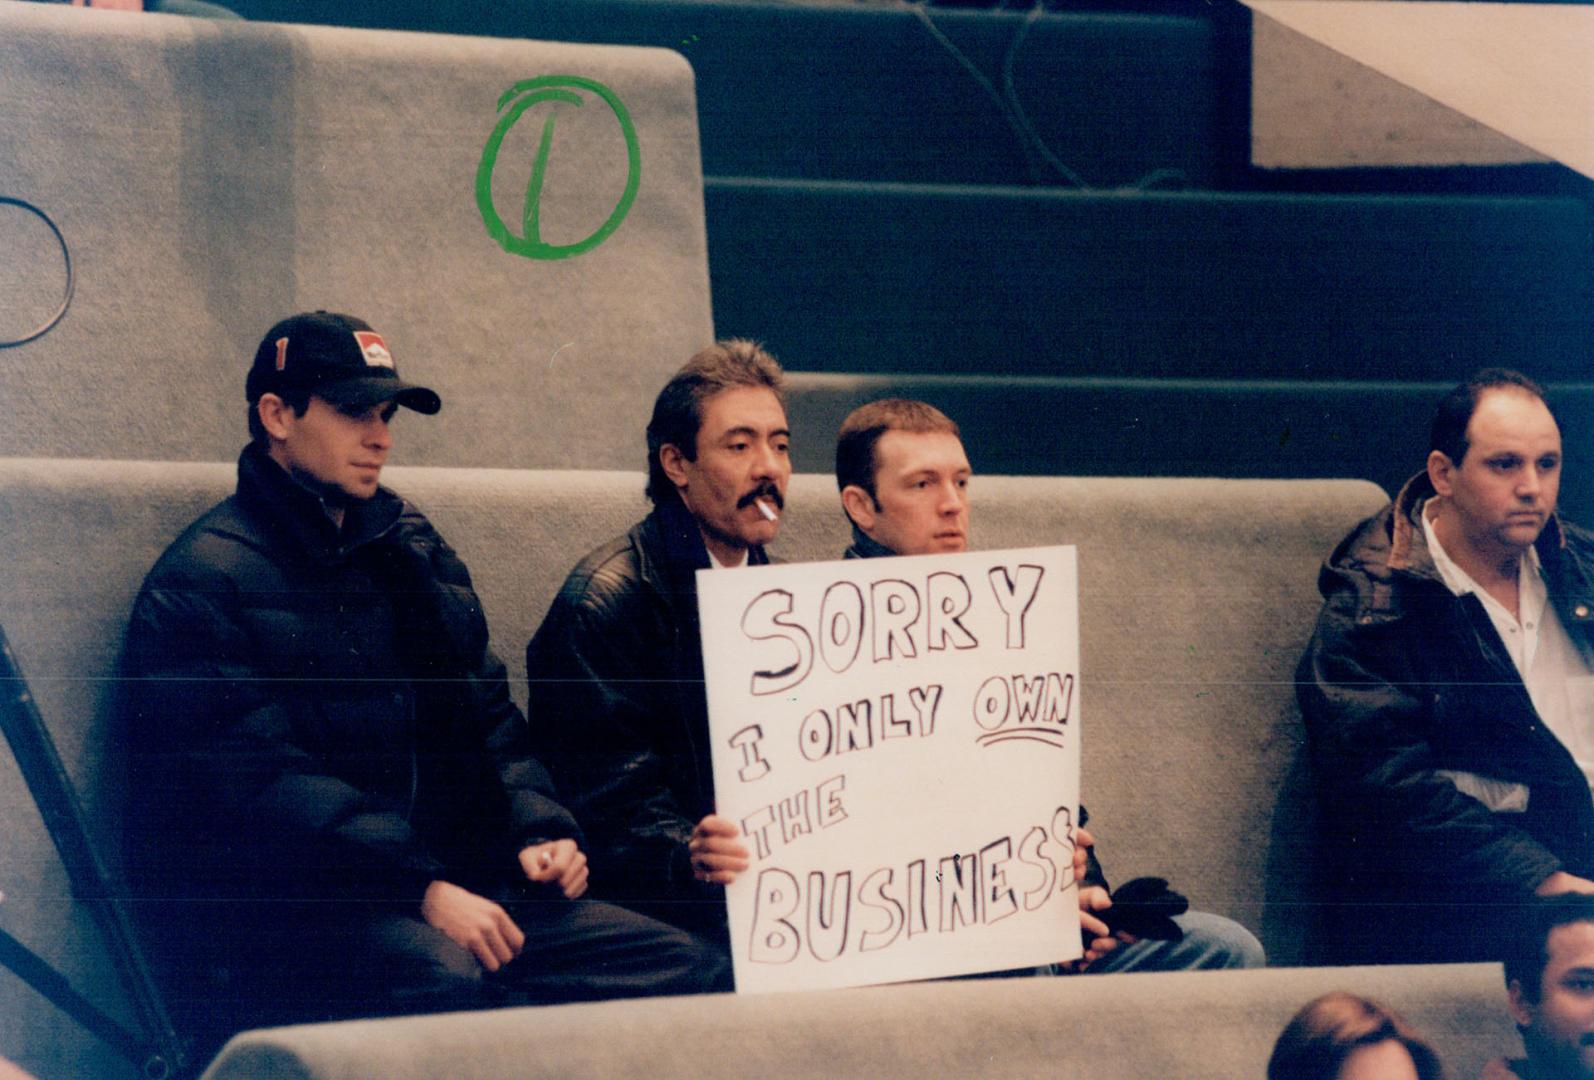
[354,331,394,369]
[274,336,289,371]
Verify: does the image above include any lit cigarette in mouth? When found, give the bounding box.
[755,498,778,522]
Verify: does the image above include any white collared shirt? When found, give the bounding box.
[1424,503,1594,792]
[708,547,749,569]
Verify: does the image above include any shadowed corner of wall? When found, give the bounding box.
[170,20,302,340]
[1263,724,1328,968]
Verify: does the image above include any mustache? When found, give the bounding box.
[737,483,784,511]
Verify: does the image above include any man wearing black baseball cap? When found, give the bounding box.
[242,311,440,507]
[122,312,726,1053]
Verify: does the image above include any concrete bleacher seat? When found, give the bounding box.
[0,457,1384,1075]
[211,0,1228,189]
[707,182,1594,383]
[199,962,1520,1080]
[781,372,1594,523]
[0,2,712,469]
[703,178,1594,516]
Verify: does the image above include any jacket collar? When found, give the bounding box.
[1387,469,1569,576]
[235,443,405,563]
[843,528,897,560]
[635,497,771,599]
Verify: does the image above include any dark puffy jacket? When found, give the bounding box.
[124,445,577,907]
[524,498,769,911]
[1298,472,1594,962]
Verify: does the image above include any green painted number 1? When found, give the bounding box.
[476,76,642,261]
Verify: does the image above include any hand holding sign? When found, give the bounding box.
[1077,886,1120,967]
[690,815,751,885]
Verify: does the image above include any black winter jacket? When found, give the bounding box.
[1298,472,1594,961]
[524,498,769,911]
[124,445,577,908]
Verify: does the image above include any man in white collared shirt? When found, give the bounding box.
[1301,369,1594,964]
[1425,499,1594,802]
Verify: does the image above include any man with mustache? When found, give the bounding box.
[1490,894,1594,1079]
[834,398,1264,972]
[526,341,788,945]
[1300,369,1594,965]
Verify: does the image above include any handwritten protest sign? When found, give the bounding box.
[698,545,1083,993]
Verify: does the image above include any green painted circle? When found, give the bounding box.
[475,75,642,261]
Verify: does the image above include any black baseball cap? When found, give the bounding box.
[246,311,442,415]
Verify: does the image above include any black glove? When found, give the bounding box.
[1099,876,1187,942]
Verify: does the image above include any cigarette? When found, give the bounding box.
[755,498,777,522]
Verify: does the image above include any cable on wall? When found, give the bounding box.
[0,196,74,349]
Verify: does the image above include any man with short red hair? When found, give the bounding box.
[834,397,1264,974]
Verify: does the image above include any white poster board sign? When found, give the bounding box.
[698,545,1083,993]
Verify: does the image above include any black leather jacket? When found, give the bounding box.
[525,498,769,912]
[1298,472,1594,960]
[124,445,577,907]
